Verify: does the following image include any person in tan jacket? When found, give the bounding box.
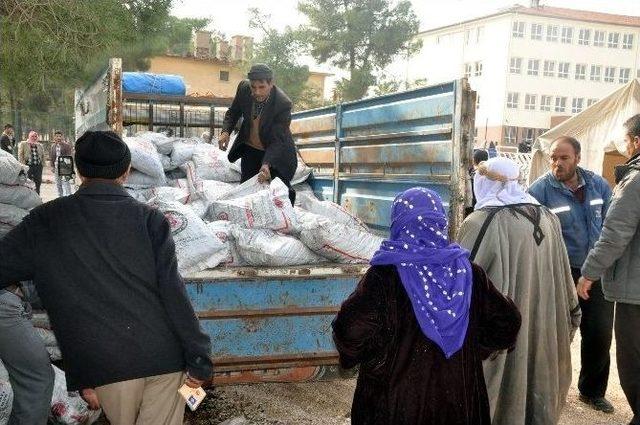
[18,131,45,194]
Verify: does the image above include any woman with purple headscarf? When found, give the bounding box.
[333,188,521,425]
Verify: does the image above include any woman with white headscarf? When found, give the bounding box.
[457,157,581,425]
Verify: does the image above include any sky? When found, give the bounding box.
[172,0,640,38]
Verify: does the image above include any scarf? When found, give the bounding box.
[371,187,473,358]
[474,156,539,210]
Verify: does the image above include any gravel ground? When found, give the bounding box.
[41,178,632,425]
[182,336,633,425]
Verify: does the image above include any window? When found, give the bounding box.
[555,96,567,113]
[608,32,620,48]
[464,29,471,45]
[531,23,543,40]
[558,62,570,79]
[540,95,552,111]
[474,61,483,77]
[476,26,484,43]
[546,25,559,42]
[507,92,519,109]
[620,68,631,84]
[464,63,472,78]
[525,94,537,110]
[578,29,591,45]
[605,66,616,83]
[572,98,584,114]
[524,128,536,145]
[504,126,517,144]
[219,70,229,81]
[594,30,606,47]
[575,64,587,80]
[527,59,540,76]
[587,98,599,107]
[623,34,634,50]
[561,26,573,44]
[473,128,478,143]
[476,94,481,109]
[510,57,523,74]
[638,69,640,79]
[543,60,556,77]
[512,21,525,38]
[590,65,602,82]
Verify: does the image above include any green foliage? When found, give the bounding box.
[114,0,173,71]
[298,0,421,101]
[248,8,325,110]
[0,0,172,110]
[373,76,429,96]
[165,16,211,56]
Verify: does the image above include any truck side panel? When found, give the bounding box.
[291,80,475,235]
[185,265,367,384]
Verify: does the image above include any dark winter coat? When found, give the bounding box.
[222,80,298,182]
[332,264,521,425]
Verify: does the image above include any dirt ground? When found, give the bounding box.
[181,337,632,425]
[40,178,632,425]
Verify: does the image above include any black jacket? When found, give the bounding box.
[222,80,298,182]
[0,182,213,390]
[0,134,13,154]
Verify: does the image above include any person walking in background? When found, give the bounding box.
[578,114,640,425]
[529,136,614,413]
[333,187,521,424]
[458,157,580,425]
[49,130,74,197]
[1,124,15,155]
[18,130,44,194]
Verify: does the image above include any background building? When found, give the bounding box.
[395,1,640,149]
[149,31,331,104]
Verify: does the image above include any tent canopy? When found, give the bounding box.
[529,78,640,183]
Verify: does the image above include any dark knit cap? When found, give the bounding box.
[75,131,131,179]
[247,63,273,80]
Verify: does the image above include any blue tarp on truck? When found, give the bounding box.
[122,72,186,96]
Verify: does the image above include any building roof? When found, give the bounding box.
[418,4,640,35]
[516,5,640,27]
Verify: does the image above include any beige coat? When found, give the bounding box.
[457,205,580,425]
[18,141,45,166]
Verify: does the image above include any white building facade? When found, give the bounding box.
[397,5,640,148]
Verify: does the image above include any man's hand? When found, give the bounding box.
[577,276,594,300]
[80,388,101,410]
[257,164,271,183]
[185,373,205,389]
[218,132,230,151]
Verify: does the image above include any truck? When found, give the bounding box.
[74,58,232,139]
[75,58,476,385]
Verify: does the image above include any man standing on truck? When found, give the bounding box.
[0,131,213,425]
[218,63,298,204]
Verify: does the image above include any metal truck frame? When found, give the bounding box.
[74,63,475,385]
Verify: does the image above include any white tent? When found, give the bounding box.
[528,78,640,184]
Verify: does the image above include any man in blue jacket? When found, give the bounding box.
[529,136,614,413]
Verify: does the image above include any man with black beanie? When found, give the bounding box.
[0,131,213,425]
[218,63,298,204]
